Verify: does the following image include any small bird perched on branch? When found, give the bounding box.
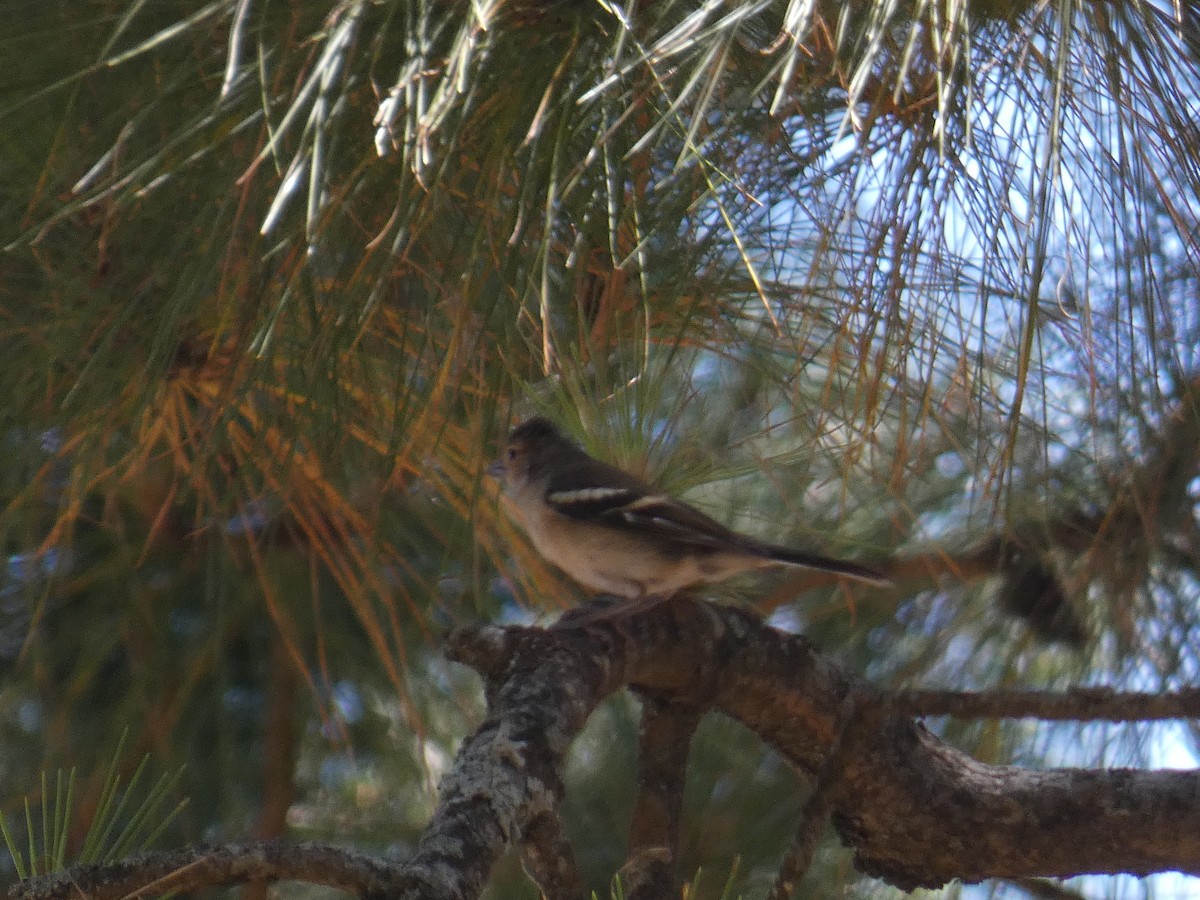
[488,417,888,601]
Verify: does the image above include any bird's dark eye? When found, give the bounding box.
[507,447,517,460]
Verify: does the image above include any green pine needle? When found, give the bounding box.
[2,729,187,881]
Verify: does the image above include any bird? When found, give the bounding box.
[488,417,888,603]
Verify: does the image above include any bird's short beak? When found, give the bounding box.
[486,459,505,479]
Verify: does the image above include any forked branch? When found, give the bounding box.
[10,597,1200,900]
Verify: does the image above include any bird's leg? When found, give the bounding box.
[555,591,680,629]
[556,594,628,627]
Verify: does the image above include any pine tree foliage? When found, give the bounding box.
[1,0,1199,894]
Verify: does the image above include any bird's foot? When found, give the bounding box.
[555,593,677,628]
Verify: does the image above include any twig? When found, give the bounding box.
[7,840,403,900]
[890,687,1200,721]
[519,810,586,900]
[625,692,706,898]
[766,692,868,900]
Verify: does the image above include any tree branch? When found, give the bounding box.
[624,692,704,898]
[440,599,1200,890]
[518,810,585,900]
[6,841,403,900]
[11,596,1200,900]
[892,687,1200,721]
[767,692,869,900]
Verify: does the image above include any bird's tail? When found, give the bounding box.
[754,543,891,587]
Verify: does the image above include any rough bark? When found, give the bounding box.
[9,596,1200,900]
[5,841,403,900]
[625,692,704,898]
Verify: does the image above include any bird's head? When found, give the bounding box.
[488,417,573,487]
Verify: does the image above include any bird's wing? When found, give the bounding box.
[540,457,890,584]
[543,460,740,551]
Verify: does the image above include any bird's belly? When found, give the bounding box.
[571,550,707,598]
[586,552,708,598]
[525,512,709,598]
